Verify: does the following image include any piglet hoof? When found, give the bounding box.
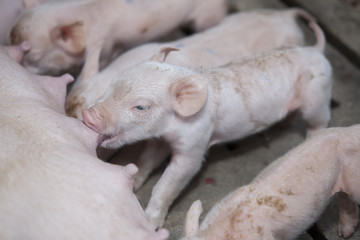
[338,210,358,239]
[338,219,358,238]
[338,193,359,238]
[145,208,167,230]
[156,228,169,240]
[125,163,138,177]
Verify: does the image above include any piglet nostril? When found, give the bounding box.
[82,108,102,133]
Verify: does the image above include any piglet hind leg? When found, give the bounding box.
[145,151,205,230]
[299,72,332,137]
[337,192,359,238]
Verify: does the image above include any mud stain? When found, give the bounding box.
[256,195,287,212]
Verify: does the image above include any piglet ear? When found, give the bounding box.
[50,21,86,54]
[22,0,41,8]
[170,75,208,117]
[149,47,179,62]
[185,200,203,238]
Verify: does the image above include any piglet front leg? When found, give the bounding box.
[77,42,103,82]
[145,151,205,229]
[133,140,171,191]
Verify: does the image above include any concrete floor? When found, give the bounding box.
[109,0,360,239]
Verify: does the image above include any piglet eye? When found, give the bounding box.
[134,105,148,111]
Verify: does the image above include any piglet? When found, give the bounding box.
[182,124,360,240]
[82,21,332,229]
[10,0,227,78]
[0,45,168,240]
[66,8,315,119]
[67,8,318,192]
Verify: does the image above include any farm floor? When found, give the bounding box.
[109,0,360,239]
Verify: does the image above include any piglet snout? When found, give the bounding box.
[82,108,103,133]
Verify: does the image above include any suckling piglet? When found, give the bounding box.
[182,124,360,240]
[10,0,227,78]
[0,45,168,240]
[82,22,332,229]
[67,8,320,194]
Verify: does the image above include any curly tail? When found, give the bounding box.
[289,8,326,52]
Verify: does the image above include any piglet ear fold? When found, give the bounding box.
[185,200,203,238]
[170,75,208,117]
[50,21,86,55]
[149,47,179,62]
[22,0,41,8]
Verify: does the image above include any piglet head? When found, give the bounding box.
[155,228,170,240]
[10,6,86,75]
[82,61,208,149]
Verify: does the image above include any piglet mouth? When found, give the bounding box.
[98,134,113,146]
[97,129,123,148]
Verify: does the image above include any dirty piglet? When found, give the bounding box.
[68,8,320,199]
[82,22,332,229]
[182,124,360,240]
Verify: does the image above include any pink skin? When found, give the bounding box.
[0,45,168,240]
[72,8,319,197]
[82,22,331,230]
[4,41,30,63]
[182,125,360,240]
[0,0,54,44]
[10,0,227,77]
[67,8,316,119]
